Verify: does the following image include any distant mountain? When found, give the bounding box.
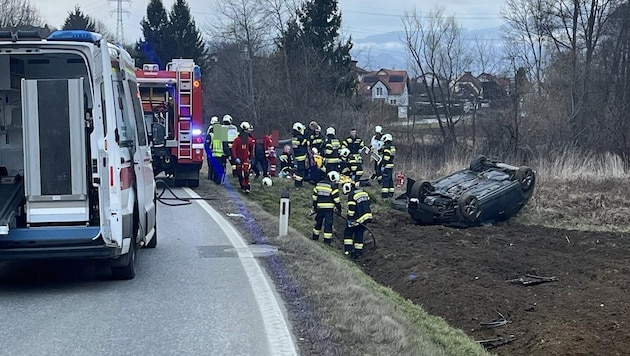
[351,27,502,73]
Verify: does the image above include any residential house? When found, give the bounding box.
[358,68,409,119]
[478,72,510,107]
[452,71,483,105]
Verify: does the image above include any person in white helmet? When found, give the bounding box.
[370,125,384,180]
[311,170,342,245]
[379,133,396,198]
[341,180,373,259]
[323,127,341,174]
[231,121,255,193]
[204,116,220,182]
[341,128,365,182]
[220,114,239,178]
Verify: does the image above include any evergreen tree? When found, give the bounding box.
[281,0,354,95]
[62,5,96,32]
[168,0,207,68]
[135,0,170,69]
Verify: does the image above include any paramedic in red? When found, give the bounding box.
[231,121,255,193]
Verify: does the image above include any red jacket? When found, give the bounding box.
[231,133,255,163]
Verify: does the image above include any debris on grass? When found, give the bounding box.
[506,274,557,286]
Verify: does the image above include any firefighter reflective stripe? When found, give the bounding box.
[382,145,395,169]
[324,138,341,161]
[354,242,364,250]
[348,189,373,224]
[344,238,354,246]
[312,181,340,209]
[292,134,308,161]
[342,137,365,154]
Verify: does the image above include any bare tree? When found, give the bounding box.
[501,0,553,95]
[403,6,472,148]
[206,0,275,125]
[471,35,504,74]
[0,0,43,30]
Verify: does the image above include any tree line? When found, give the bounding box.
[2,0,630,165]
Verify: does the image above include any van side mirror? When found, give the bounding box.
[152,123,166,147]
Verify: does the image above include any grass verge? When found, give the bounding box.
[194,170,489,356]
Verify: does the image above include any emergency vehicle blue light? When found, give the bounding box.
[193,66,201,79]
[47,30,102,43]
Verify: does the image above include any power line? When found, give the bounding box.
[108,0,131,44]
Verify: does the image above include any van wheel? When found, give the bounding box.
[111,242,136,280]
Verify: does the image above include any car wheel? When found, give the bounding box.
[515,166,535,197]
[410,180,433,199]
[457,193,480,221]
[111,242,137,280]
[469,155,488,172]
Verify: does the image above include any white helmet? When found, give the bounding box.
[382,133,393,142]
[340,147,350,158]
[375,125,383,134]
[210,116,219,125]
[311,147,319,155]
[240,121,251,131]
[222,114,233,124]
[326,127,335,136]
[293,122,305,134]
[262,176,273,186]
[327,170,340,183]
[342,181,354,195]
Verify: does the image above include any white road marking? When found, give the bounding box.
[184,188,298,356]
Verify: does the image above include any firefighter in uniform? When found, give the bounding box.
[291,122,309,188]
[379,133,396,198]
[323,127,341,174]
[204,116,220,182]
[278,144,294,178]
[341,146,361,181]
[231,121,255,193]
[342,181,373,259]
[342,128,365,182]
[307,123,325,184]
[312,170,342,245]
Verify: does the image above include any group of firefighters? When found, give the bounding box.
[204,117,396,259]
[203,114,274,193]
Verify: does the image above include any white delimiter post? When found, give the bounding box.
[279,190,290,236]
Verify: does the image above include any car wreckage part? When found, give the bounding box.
[457,193,480,221]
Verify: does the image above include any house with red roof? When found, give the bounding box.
[358,68,409,119]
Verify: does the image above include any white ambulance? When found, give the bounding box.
[0,30,157,279]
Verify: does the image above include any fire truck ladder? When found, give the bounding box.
[174,61,195,160]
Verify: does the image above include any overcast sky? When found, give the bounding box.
[32,0,505,43]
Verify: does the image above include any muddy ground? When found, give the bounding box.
[195,172,630,355]
[354,208,630,356]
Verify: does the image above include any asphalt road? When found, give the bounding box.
[0,188,297,356]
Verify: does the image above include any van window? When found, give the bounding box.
[129,82,147,146]
[113,80,133,146]
[100,82,107,135]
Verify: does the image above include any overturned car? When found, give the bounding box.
[405,156,536,227]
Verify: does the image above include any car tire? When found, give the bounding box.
[457,193,480,221]
[111,241,136,280]
[515,166,535,198]
[469,155,489,172]
[410,180,433,199]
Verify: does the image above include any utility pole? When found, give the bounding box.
[108,0,131,45]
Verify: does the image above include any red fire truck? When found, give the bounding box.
[135,59,204,187]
